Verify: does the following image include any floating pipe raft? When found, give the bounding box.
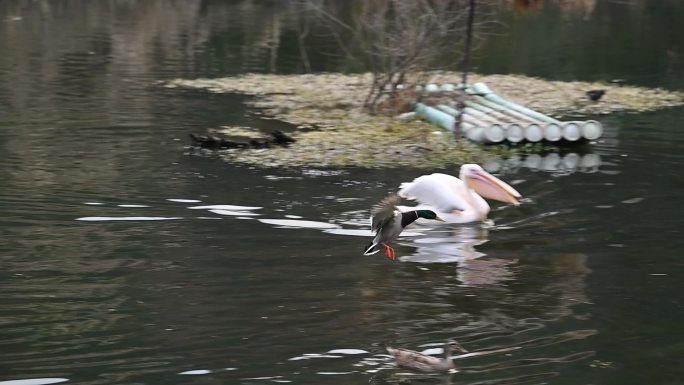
[414,82,603,144]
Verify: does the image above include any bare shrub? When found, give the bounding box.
[299,0,493,113]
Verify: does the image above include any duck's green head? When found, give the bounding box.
[417,210,444,221]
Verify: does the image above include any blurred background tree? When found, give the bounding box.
[299,0,497,112]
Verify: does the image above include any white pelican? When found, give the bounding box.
[397,164,522,224]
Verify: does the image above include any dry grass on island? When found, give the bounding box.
[166,72,684,169]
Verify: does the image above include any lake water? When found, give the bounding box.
[1,1,683,384]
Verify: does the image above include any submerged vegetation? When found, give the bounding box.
[167,72,684,169]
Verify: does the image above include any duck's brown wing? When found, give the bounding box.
[371,194,402,233]
[386,346,449,372]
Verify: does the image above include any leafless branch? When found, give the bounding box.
[300,0,497,112]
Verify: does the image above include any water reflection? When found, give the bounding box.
[189,204,262,210]
[505,0,597,19]
[0,380,69,385]
[258,218,340,229]
[399,226,488,263]
[482,152,602,176]
[178,368,236,376]
[394,225,522,287]
[76,216,181,221]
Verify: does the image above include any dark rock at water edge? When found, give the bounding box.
[189,130,296,149]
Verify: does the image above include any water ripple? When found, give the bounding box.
[75,216,181,221]
[463,350,595,373]
[0,379,69,385]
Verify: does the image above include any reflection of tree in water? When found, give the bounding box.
[505,0,596,16]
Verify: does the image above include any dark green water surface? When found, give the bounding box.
[1,1,683,384]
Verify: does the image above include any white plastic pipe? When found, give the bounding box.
[464,127,486,142]
[415,103,455,132]
[436,105,506,143]
[582,120,604,140]
[506,123,525,143]
[463,106,503,124]
[463,100,516,123]
[471,95,567,143]
[425,84,604,143]
[439,104,502,127]
[467,83,607,143]
[470,96,540,124]
[525,123,544,142]
[562,122,583,141]
[544,123,563,141]
[483,124,506,143]
[469,83,562,124]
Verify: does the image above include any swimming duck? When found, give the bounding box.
[363,194,443,260]
[397,164,521,224]
[386,340,468,373]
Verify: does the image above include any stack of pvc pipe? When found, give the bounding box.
[413,82,604,144]
[413,103,455,132]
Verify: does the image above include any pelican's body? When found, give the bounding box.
[386,340,467,373]
[398,164,521,224]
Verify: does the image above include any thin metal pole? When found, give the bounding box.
[455,0,476,138]
[461,0,476,86]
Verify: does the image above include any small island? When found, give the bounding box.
[167,72,684,169]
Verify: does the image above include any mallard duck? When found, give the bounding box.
[363,194,443,260]
[397,164,522,224]
[386,340,468,373]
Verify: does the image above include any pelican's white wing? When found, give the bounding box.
[398,173,468,212]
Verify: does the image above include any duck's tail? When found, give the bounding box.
[363,241,380,256]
